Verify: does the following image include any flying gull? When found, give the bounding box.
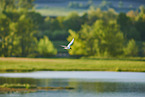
[61,38,74,49]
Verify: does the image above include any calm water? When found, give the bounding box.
[0,71,145,97]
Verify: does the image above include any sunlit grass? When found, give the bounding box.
[0,57,145,72]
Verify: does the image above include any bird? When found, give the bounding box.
[61,38,74,49]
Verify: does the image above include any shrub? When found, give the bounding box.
[37,36,57,57]
[124,39,138,57]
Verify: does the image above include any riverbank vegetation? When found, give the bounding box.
[0,83,74,93]
[0,57,145,72]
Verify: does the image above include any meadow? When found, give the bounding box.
[0,57,145,72]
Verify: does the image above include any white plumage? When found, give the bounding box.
[61,38,74,49]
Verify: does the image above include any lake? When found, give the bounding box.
[0,71,145,97]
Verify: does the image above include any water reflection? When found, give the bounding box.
[0,71,145,97]
[0,77,145,93]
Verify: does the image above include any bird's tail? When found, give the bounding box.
[60,45,67,48]
[60,45,68,49]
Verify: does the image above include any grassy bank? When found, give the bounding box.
[0,57,145,72]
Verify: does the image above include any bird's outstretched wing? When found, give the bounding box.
[67,38,74,47]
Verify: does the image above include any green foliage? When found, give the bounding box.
[124,39,138,57]
[117,13,131,34]
[0,0,34,12]
[14,14,37,57]
[87,8,117,25]
[142,42,145,56]
[135,6,145,41]
[26,12,44,29]
[17,0,34,10]
[117,12,140,40]
[44,17,63,31]
[52,41,68,53]
[68,30,87,56]
[37,36,57,57]
[93,20,124,57]
[1,83,36,89]
[0,0,145,57]
[63,12,82,31]
[0,0,57,57]
[68,20,124,57]
[52,30,68,40]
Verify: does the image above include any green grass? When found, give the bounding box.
[0,57,145,72]
[35,7,87,16]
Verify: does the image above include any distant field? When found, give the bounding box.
[34,0,144,16]
[0,57,145,72]
[35,7,87,16]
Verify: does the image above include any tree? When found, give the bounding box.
[117,13,131,33]
[0,0,15,12]
[87,7,100,25]
[117,12,140,40]
[87,8,117,25]
[37,36,57,57]
[103,8,117,22]
[0,0,47,57]
[127,10,137,20]
[0,0,34,12]
[63,12,82,31]
[14,14,37,57]
[135,6,145,41]
[68,30,87,56]
[124,39,138,57]
[51,30,68,40]
[92,20,124,57]
[142,42,145,57]
[17,0,34,10]
[0,14,11,56]
[26,12,44,29]
[68,20,125,57]
[0,0,37,57]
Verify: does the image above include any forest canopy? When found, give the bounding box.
[0,0,145,57]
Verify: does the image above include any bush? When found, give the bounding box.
[124,39,138,57]
[37,36,57,57]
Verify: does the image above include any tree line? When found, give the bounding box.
[0,0,145,57]
[0,0,56,57]
[67,7,145,57]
